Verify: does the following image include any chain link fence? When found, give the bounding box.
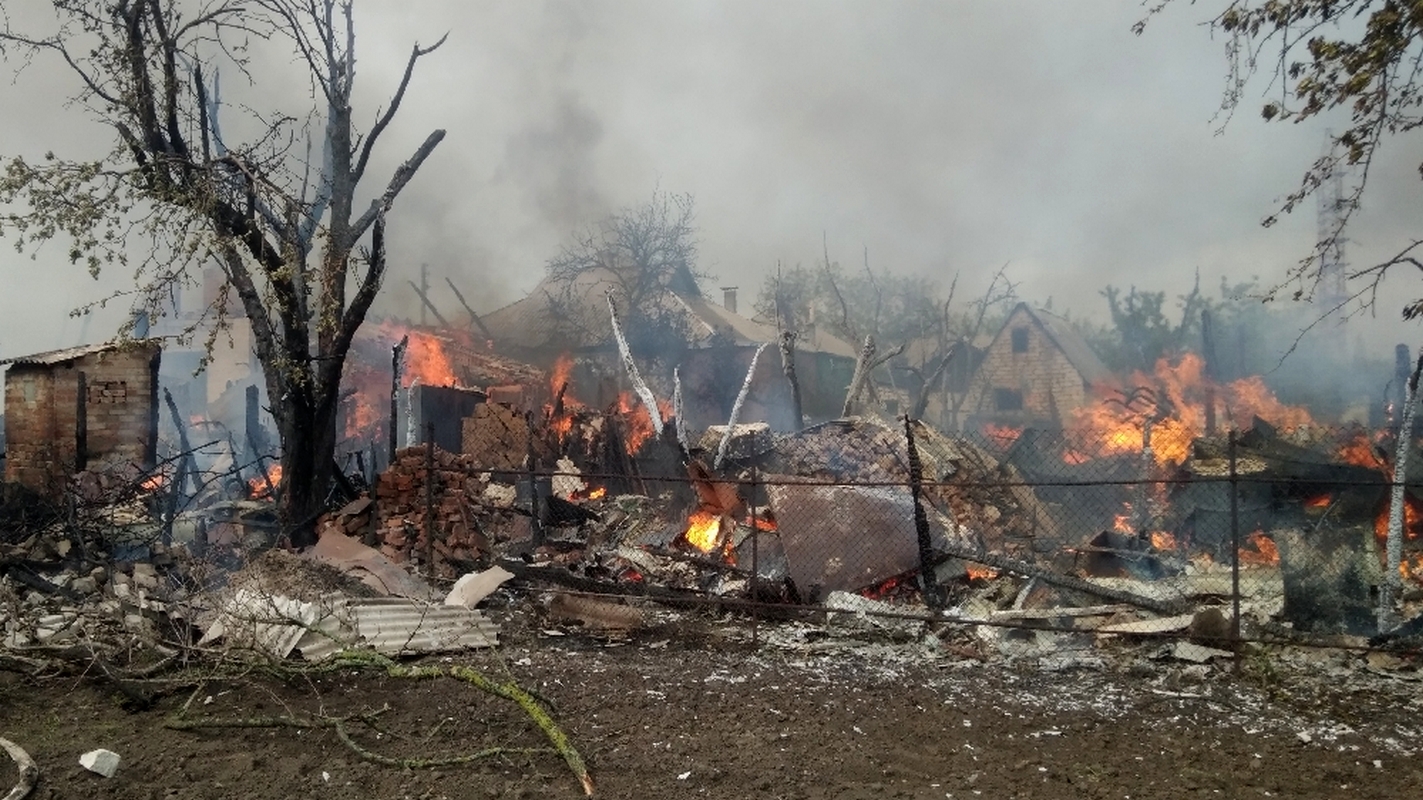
[423,415,1423,657]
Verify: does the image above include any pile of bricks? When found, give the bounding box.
[372,445,494,576]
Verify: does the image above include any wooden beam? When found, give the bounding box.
[406,280,450,327]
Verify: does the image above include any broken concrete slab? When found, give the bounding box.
[79,748,121,778]
[1169,641,1234,663]
[699,422,773,462]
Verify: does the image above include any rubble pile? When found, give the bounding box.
[768,418,1058,558]
[370,446,499,575]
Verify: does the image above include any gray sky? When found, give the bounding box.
[1,0,1420,358]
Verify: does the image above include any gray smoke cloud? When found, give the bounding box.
[1,0,1420,363]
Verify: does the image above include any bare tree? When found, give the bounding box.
[543,190,707,360]
[0,1,446,545]
[908,265,1018,427]
[1138,1,1423,321]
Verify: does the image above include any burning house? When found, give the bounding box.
[2,341,161,498]
[338,320,548,457]
[479,271,858,430]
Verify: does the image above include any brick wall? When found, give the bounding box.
[3,343,160,496]
[3,367,58,492]
[963,307,1091,427]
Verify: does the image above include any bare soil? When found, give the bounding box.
[2,609,1421,800]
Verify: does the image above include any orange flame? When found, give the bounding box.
[549,353,575,396]
[404,330,457,387]
[981,423,1023,448]
[1150,531,1177,551]
[1069,353,1314,467]
[140,473,166,492]
[1112,508,1133,534]
[248,464,283,499]
[587,486,606,500]
[1238,531,1279,566]
[1304,494,1332,510]
[542,353,587,445]
[1403,554,1423,584]
[966,564,999,581]
[619,392,673,455]
[344,393,380,440]
[748,515,778,532]
[1337,433,1383,469]
[685,510,722,552]
[1374,497,1423,543]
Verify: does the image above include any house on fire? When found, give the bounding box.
[479,270,858,431]
[2,341,161,498]
[960,303,1112,429]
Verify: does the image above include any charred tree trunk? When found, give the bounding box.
[843,335,877,417]
[779,330,804,430]
[278,388,340,547]
[1380,349,1423,631]
[911,341,955,421]
[1201,309,1218,436]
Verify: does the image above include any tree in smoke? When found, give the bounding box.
[755,254,944,348]
[1138,1,1423,318]
[1092,274,1209,373]
[544,190,707,363]
[755,255,1016,423]
[0,1,446,546]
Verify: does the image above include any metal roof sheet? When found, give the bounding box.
[0,340,160,368]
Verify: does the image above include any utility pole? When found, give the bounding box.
[1317,133,1348,316]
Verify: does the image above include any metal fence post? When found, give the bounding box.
[903,415,941,610]
[1229,428,1241,669]
[425,420,436,574]
[750,466,760,647]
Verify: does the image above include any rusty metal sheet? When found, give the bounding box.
[766,482,940,597]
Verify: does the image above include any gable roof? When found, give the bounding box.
[993,303,1112,387]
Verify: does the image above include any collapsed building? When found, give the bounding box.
[3,272,1422,653]
[1,341,161,499]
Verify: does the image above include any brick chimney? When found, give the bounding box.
[721,286,738,315]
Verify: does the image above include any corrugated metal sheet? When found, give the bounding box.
[199,590,498,661]
[298,597,499,662]
[0,342,121,367]
[0,340,161,368]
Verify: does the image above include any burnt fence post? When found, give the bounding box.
[389,335,408,466]
[750,465,760,646]
[903,415,942,610]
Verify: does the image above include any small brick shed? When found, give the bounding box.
[2,341,161,497]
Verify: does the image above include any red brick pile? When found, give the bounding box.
[371,445,494,576]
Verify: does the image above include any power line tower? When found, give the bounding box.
[1317,134,1349,314]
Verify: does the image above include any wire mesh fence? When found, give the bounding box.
[399,415,1423,656]
[10,406,1420,658]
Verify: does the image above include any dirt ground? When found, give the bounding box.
[2,607,1421,800]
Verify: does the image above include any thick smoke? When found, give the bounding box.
[0,0,1420,367]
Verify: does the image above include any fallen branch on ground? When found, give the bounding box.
[0,737,38,800]
[167,703,551,768]
[165,650,595,796]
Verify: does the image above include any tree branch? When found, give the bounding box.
[352,32,448,187]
